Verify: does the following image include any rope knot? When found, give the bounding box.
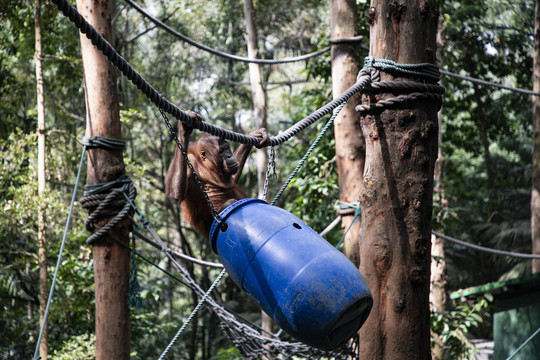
[363,56,440,81]
[337,201,361,216]
[356,57,445,115]
[80,175,137,245]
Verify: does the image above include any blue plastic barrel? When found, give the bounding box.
[209,198,372,350]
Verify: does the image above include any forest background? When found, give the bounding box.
[0,0,535,358]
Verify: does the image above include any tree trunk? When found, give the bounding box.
[359,1,439,359]
[469,76,494,189]
[243,0,268,199]
[430,111,447,360]
[77,0,131,359]
[531,0,540,274]
[35,0,48,357]
[243,0,274,341]
[329,0,364,267]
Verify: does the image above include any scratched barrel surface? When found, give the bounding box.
[209,198,372,350]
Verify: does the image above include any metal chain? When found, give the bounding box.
[261,146,276,200]
[159,108,224,228]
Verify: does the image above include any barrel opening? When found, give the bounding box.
[328,298,372,348]
[292,223,302,229]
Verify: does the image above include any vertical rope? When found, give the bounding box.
[505,326,540,360]
[271,102,346,205]
[158,269,227,360]
[33,144,87,360]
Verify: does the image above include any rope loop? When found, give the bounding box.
[80,175,137,245]
[329,35,364,45]
[83,174,133,196]
[363,56,440,81]
[355,92,444,114]
[356,57,445,115]
[82,136,126,150]
[337,201,361,217]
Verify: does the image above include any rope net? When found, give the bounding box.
[154,225,360,359]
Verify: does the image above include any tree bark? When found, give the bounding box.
[35,0,48,357]
[329,0,365,267]
[243,0,274,342]
[243,0,268,199]
[77,0,131,359]
[531,0,540,274]
[359,1,439,359]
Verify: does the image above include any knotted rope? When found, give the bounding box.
[355,57,445,114]
[80,175,137,245]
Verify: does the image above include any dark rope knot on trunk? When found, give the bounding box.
[80,175,137,245]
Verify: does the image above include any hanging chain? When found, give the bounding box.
[262,146,276,201]
[159,108,225,229]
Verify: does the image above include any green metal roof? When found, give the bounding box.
[450,273,540,300]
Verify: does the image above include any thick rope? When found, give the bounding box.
[83,174,133,196]
[364,56,440,81]
[50,0,368,147]
[329,35,364,45]
[50,0,255,144]
[124,0,330,65]
[432,231,540,259]
[82,136,126,150]
[51,0,539,156]
[355,58,445,115]
[356,92,443,114]
[367,81,446,94]
[269,75,371,146]
[33,145,87,360]
[80,175,136,245]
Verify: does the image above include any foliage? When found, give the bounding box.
[0,128,90,356]
[431,294,493,359]
[50,333,95,360]
[216,347,243,360]
[438,0,534,292]
[273,86,340,243]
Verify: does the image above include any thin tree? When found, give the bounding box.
[329,0,365,267]
[430,111,447,359]
[34,0,48,357]
[531,0,540,274]
[243,0,268,198]
[76,0,131,358]
[242,0,273,339]
[359,1,439,358]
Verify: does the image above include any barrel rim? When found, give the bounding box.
[209,198,268,253]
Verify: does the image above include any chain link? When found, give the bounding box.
[159,108,225,229]
[262,146,276,201]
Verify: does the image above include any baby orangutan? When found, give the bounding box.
[165,111,268,239]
